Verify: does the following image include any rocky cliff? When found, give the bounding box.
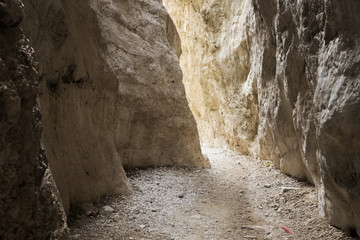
[164,0,360,235]
[3,0,359,236]
[21,0,209,214]
[0,0,68,238]
[163,0,260,156]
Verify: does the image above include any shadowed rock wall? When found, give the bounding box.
[0,0,68,238]
[254,0,360,233]
[21,0,209,214]
[164,0,360,235]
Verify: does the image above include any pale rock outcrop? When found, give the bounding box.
[164,0,360,235]
[164,0,260,155]
[0,0,68,238]
[22,0,208,214]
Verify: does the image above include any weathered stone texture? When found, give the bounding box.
[164,0,260,155]
[0,0,68,238]
[164,0,360,234]
[257,0,360,233]
[22,0,209,214]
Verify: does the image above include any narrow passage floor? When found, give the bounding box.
[69,148,353,240]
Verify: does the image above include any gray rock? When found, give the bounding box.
[102,205,115,213]
[281,187,300,194]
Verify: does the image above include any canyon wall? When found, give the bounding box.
[21,0,208,214]
[164,0,360,235]
[164,0,260,156]
[0,0,68,238]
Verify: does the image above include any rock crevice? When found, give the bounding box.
[164,0,360,234]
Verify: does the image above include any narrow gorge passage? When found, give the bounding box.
[2,1,360,238]
[69,148,351,240]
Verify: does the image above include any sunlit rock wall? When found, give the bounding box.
[22,0,208,214]
[0,0,68,238]
[164,0,360,234]
[164,0,259,155]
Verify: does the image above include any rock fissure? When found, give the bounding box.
[1,0,359,238]
[163,0,360,235]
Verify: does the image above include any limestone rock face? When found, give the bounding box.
[0,0,68,238]
[164,0,260,155]
[255,0,360,233]
[22,0,209,213]
[164,0,360,234]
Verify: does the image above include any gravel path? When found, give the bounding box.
[69,147,353,240]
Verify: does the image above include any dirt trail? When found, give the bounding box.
[69,148,353,240]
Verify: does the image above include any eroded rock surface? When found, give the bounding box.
[164,0,261,156]
[164,0,360,235]
[0,0,68,238]
[22,0,209,214]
